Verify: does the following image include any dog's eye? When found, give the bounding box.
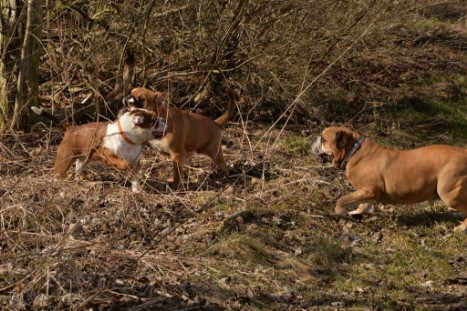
[138,97,144,102]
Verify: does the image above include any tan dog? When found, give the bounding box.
[123,87,236,187]
[54,107,166,192]
[311,126,467,231]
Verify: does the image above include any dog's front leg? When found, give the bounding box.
[348,203,372,216]
[101,151,142,192]
[107,157,132,170]
[129,162,142,193]
[100,149,132,170]
[335,189,378,217]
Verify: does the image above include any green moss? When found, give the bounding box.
[280,135,311,155]
[418,72,466,86]
[413,18,444,31]
[213,201,230,211]
[376,98,467,145]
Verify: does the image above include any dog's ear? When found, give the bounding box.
[336,130,348,150]
[133,113,145,125]
[153,92,169,115]
[147,111,160,123]
[158,92,169,108]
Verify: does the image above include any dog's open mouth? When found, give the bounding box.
[315,153,331,164]
[153,130,166,140]
[152,117,167,140]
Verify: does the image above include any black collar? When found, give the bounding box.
[339,135,365,170]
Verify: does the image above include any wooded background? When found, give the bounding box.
[1,1,466,310]
[0,0,429,130]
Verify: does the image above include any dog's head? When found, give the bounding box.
[119,107,167,143]
[123,87,169,116]
[311,126,360,168]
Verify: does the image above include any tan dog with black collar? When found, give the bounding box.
[311,126,467,231]
[123,88,236,188]
[54,107,166,192]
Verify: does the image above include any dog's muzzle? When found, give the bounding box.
[311,137,332,164]
[152,117,167,140]
[315,153,331,164]
[122,95,144,108]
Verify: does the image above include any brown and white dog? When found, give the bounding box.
[54,107,166,192]
[123,87,236,188]
[311,126,467,231]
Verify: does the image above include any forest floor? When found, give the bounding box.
[1,4,466,311]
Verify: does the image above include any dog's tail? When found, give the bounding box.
[31,106,68,129]
[214,88,236,129]
[31,106,60,124]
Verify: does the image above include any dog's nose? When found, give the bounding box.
[156,118,166,130]
[122,95,133,107]
[311,137,322,154]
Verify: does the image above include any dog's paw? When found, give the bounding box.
[130,180,143,193]
[167,178,181,189]
[334,210,348,219]
[132,187,142,193]
[453,224,467,233]
[348,212,364,221]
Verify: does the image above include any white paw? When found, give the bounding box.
[131,183,142,193]
[453,224,467,232]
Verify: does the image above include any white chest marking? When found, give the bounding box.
[102,123,143,163]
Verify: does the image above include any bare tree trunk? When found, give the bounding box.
[0,58,10,131]
[0,0,22,130]
[11,0,43,129]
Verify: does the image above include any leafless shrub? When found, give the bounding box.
[2,1,465,309]
[36,0,427,125]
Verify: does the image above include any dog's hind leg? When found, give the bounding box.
[446,201,467,232]
[438,178,467,232]
[185,151,195,168]
[455,218,467,232]
[74,157,88,180]
[213,150,229,176]
[75,158,85,173]
[74,149,97,179]
[203,142,229,176]
[169,151,186,188]
[54,144,76,178]
[440,193,467,232]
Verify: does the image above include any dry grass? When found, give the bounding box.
[1,120,466,310]
[1,1,467,310]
